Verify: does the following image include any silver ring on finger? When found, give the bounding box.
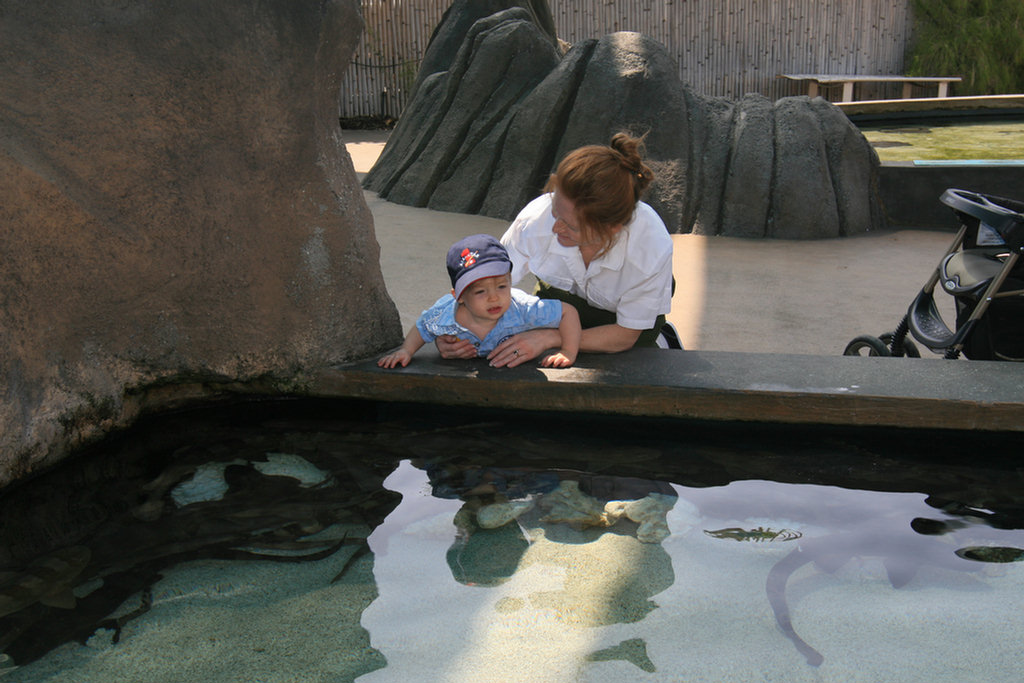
[513,348,519,357]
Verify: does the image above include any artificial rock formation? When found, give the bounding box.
[0,0,402,487]
[365,1,885,238]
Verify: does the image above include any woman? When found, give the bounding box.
[437,132,674,367]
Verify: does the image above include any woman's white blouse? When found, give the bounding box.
[501,193,673,330]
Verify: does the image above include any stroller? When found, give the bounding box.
[844,188,1024,361]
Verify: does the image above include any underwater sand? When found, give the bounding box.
[11,460,1024,683]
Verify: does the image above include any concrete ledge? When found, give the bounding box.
[840,94,1024,121]
[879,162,1024,230]
[313,349,1024,433]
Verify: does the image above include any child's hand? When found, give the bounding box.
[540,350,575,368]
[378,349,412,368]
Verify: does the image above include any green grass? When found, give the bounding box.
[907,0,1024,96]
[859,119,1024,161]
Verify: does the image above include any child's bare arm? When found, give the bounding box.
[378,326,426,368]
[541,303,581,368]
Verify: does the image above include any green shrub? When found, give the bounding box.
[907,0,1024,95]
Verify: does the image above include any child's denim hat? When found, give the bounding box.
[447,234,512,300]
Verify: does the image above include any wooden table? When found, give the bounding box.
[779,74,963,102]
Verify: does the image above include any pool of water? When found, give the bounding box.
[2,399,1022,682]
[860,118,1024,161]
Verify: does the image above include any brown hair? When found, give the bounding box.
[544,132,655,256]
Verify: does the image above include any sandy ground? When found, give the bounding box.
[345,129,958,357]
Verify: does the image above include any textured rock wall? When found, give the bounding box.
[364,3,885,239]
[0,0,402,487]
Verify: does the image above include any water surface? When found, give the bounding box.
[861,118,1024,161]
[2,399,1021,682]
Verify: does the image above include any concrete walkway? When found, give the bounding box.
[342,130,1024,432]
[346,129,958,356]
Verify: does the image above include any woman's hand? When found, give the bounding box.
[435,335,478,359]
[487,328,561,368]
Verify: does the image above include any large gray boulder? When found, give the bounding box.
[0,0,402,487]
[365,5,884,238]
[484,31,694,227]
[366,6,563,211]
[411,0,558,100]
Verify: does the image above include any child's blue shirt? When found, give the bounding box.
[416,288,562,357]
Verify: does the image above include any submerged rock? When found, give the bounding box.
[540,481,617,528]
[0,546,91,618]
[170,462,239,507]
[477,499,537,529]
[0,406,404,667]
[620,493,676,544]
[955,546,1024,563]
[537,480,675,543]
[254,453,332,488]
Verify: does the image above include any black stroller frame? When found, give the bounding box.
[845,188,1024,361]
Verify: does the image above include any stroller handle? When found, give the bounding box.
[940,189,1024,252]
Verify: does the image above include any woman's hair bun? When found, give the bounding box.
[610,132,653,197]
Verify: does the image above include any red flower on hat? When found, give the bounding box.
[460,248,478,268]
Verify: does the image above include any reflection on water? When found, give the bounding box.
[1,399,1023,682]
[360,459,678,682]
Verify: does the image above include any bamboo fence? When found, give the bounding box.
[340,0,915,120]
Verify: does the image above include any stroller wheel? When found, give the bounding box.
[844,335,891,357]
[879,332,921,358]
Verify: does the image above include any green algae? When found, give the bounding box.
[860,119,1024,161]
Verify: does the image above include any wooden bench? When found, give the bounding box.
[779,74,963,102]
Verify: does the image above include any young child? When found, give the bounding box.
[378,234,581,369]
